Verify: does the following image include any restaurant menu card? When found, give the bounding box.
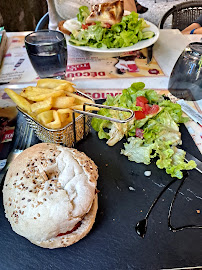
[66,46,165,80]
[0,96,17,171]
[0,35,38,84]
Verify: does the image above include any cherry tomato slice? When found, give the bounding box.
[104,23,112,28]
[136,96,148,106]
[149,104,160,114]
[143,104,150,115]
[135,111,145,120]
[82,24,88,29]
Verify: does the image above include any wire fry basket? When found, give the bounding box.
[17,90,93,147]
[17,89,135,147]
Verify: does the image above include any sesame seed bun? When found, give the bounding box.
[3,143,98,249]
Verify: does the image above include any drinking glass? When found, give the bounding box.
[25,30,67,79]
[168,42,202,101]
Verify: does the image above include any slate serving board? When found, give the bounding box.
[0,113,201,270]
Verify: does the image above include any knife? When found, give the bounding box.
[147,44,154,64]
[185,151,202,174]
[177,99,202,127]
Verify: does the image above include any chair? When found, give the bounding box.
[35,12,49,31]
[159,1,202,30]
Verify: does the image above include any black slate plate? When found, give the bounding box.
[0,114,201,270]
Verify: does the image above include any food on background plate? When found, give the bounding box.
[85,0,124,26]
[4,79,98,129]
[3,143,98,249]
[59,0,154,49]
[91,82,196,179]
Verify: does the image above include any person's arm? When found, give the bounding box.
[192,27,202,34]
[182,22,201,34]
[124,0,137,12]
[182,15,202,34]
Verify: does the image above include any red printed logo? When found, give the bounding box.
[1,128,14,143]
[148,69,160,75]
[66,63,90,72]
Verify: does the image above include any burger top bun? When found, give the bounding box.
[3,143,98,249]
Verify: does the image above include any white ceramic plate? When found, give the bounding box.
[65,20,159,53]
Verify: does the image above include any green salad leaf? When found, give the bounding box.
[77,6,90,23]
[70,9,155,48]
[91,82,196,179]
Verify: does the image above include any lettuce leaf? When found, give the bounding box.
[121,137,154,165]
[77,6,90,23]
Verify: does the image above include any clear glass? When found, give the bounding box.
[168,42,202,101]
[25,30,67,79]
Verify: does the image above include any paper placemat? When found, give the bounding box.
[0,36,38,83]
[66,46,164,80]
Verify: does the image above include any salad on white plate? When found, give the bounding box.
[61,5,156,50]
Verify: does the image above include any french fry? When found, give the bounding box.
[4,88,31,113]
[57,108,73,123]
[31,98,52,115]
[60,119,72,128]
[65,92,94,104]
[21,87,64,101]
[4,80,94,130]
[46,110,61,129]
[37,79,75,92]
[55,83,76,93]
[36,110,54,124]
[52,96,75,109]
[21,86,63,94]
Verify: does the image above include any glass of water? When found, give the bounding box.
[25,30,67,79]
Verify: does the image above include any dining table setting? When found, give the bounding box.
[0,3,202,269]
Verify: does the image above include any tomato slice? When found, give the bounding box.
[82,24,88,29]
[104,23,112,28]
[148,104,159,114]
[136,96,148,106]
[57,221,82,237]
[143,104,150,115]
[135,111,145,120]
[136,128,144,139]
[82,22,96,29]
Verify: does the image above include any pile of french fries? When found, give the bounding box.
[4,79,98,129]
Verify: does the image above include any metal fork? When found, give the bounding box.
[0,123,33,184]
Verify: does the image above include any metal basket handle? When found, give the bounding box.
[73,102,135,123]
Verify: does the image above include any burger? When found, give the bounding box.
[3,143,98,249]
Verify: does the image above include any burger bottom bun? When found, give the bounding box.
[33,194,98,249]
